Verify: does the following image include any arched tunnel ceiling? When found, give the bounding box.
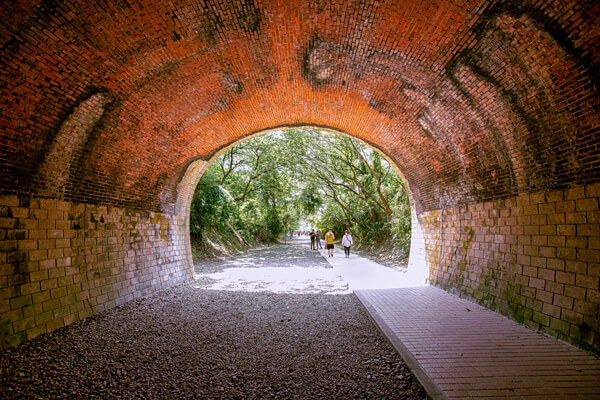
[1,0,599,213]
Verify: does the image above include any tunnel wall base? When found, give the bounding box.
[2,184,599,355]
[0,195,192,350]
[421,183,600,354]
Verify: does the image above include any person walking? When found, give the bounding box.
[309,229,316,250]
[325,229,335,257]
[315,230,322,249]
[342,230,353,258]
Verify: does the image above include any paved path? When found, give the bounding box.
[194,237,424,293]
[318,247,425,289]
[194,239,350,294]
[355,287,600,400]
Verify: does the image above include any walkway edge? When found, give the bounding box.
[354,290,448,400]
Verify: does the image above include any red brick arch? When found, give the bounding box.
[1,0,599,352]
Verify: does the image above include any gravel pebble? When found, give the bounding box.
[1,244,427,399]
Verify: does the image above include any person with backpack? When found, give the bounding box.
[315,230,322,249]
[325,229,335,257]
[309,229,316,250]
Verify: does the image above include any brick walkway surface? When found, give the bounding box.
[355,287,600,400]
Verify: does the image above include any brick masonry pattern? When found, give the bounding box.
[356,287,600,400]
[423,183,600,353]
[0,195,191,349]
[0,0,598,213]
[0,0,599,354]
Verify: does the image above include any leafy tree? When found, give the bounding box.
[189,169,229,237]
[298,183,322,215]
[189,129,412,255]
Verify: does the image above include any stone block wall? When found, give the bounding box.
[0,0,599,356]
[422,183,600,353]
[0,195,191,349]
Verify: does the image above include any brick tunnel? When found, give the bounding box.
[0,0,599,355]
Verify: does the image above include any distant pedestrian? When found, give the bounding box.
[325,229,335,257]
[309,229,316,250]
[342,230,353,258]
[315,230,322,249]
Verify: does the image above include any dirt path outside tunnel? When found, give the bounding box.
[1,242,426,399]
[193,237,351,294]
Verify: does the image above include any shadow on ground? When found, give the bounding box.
[194,241,350,294]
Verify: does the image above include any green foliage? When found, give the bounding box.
[317,203,347,239]
[189,169,228,237]
[264,206,284,240]
[189,129,412,255]
[299,184,322,215]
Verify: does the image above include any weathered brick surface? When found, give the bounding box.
[422,183,600,354]
[0,0,598,213]
[0,195,191,350]
[0,0,599,354]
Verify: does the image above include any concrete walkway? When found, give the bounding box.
[317,247,425,289]
[355,287,600,400]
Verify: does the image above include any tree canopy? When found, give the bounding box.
[190,129,411,254]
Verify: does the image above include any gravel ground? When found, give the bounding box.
[1,243,426,399]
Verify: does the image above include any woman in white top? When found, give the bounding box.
[342,230,353,258]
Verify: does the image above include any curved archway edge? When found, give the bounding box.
[1,0,599,354]
[171,126,429,292]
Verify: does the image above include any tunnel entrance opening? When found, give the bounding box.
[177,127,428,294]
[0,0,598,355]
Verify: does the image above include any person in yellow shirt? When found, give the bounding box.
[325,229,335,257]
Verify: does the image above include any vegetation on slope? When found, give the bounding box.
[190,129,411,259]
